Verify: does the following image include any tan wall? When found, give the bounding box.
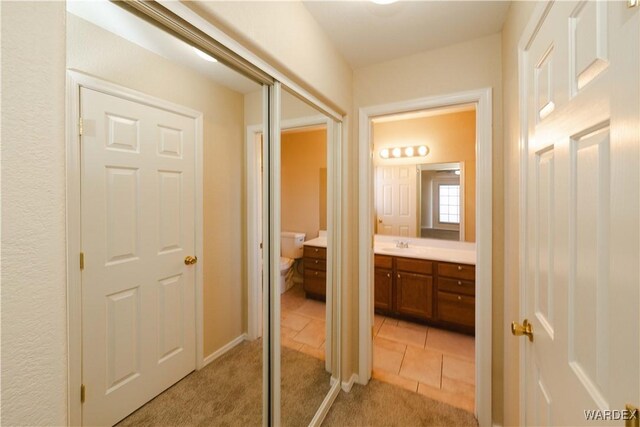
[281,129,327,241]
[1,3,68,425]
[372,110,476,242]
[67,14,250,358]
[352,32,504,423]
[501,2,539,426]
[187,2,353,114]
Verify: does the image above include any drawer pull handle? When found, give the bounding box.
[457,296,462,301]
[397,274,401,279]
[315,260,319,264]
[314,271,318,276]
[458,281,462,286]
[457,265,463,271]
[314,248,319,253]
[387,273,390,278]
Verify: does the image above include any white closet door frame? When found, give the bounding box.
[65,70,204,426]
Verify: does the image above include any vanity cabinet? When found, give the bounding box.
[374,255,393,311]
[374,256,435,321]
[436,262,475,329]
[303,245,326,301]
[374,254,475,334]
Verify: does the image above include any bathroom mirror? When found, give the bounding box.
[373,105,477,242]
[67,2,267,425]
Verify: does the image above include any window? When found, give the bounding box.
[438,184,460,224]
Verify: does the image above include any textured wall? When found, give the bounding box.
[1,2,68,425]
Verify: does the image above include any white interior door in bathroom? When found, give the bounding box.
[375,165,417,236]
[80,87,197,426]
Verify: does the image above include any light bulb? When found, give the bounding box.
[417,145,428,156]
[392,147,401,158]
[380,148,390,159]
[404,147,414,157]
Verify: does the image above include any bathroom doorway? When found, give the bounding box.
[370,104,476,413]
[358,89,493,425]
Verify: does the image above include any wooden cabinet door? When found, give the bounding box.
[396,272,433,320]
[374,267,393,312]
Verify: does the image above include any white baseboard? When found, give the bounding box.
[201,334,247,368]
[341,373,358,392]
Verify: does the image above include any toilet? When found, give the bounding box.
[280,231,306,294]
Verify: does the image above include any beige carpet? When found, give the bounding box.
[322,380,478,427]
[117,339,331,427]
[117,339,477,427]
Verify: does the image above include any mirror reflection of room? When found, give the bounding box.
[67,2,265,425]
[373,105,476,242]
[370,104,477,414]
[279,90,332,425]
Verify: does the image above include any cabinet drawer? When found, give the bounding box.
[304,257,326,271]
[437,291,475,327]
[374,255,393,269]
[304,269,326,297]
[396,257,433,275]
[438,277,475,296]
[303,245,326,260]
[438,262,475,281]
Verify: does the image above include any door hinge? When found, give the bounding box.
[79,118,83,136]
[81,384,86,403]
[80,252,85,270]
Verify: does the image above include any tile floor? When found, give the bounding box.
[372,315,476,413]
[281,283,327,361]
[280,284,476,414]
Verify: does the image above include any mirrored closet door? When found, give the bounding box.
[67,1,268,425]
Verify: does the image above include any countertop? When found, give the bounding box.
[303,236,476,265]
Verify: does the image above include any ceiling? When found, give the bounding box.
[67,0,259,94]
[303,1,511,69]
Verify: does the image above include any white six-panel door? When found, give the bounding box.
[521,2,639,425]
[80,87,197,426]
[375,165,417,236]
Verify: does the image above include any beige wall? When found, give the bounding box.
[281,129,327,241]
[352,32,504,423]
[1,2,68,425]
[501,2,539,426]
[372,110,476,242]
[67,15,250,357]
[187,2,353,114]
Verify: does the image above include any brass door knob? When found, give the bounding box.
[511,319,533,342]
[184,255,198,265]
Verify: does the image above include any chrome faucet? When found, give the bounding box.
[395,240,409,249]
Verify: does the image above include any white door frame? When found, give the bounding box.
[246,113,334,373]
[65,70,204,426]
[358,88,493,426]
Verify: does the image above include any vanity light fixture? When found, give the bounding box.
[193,46,218,63]
[379,145,430,159]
